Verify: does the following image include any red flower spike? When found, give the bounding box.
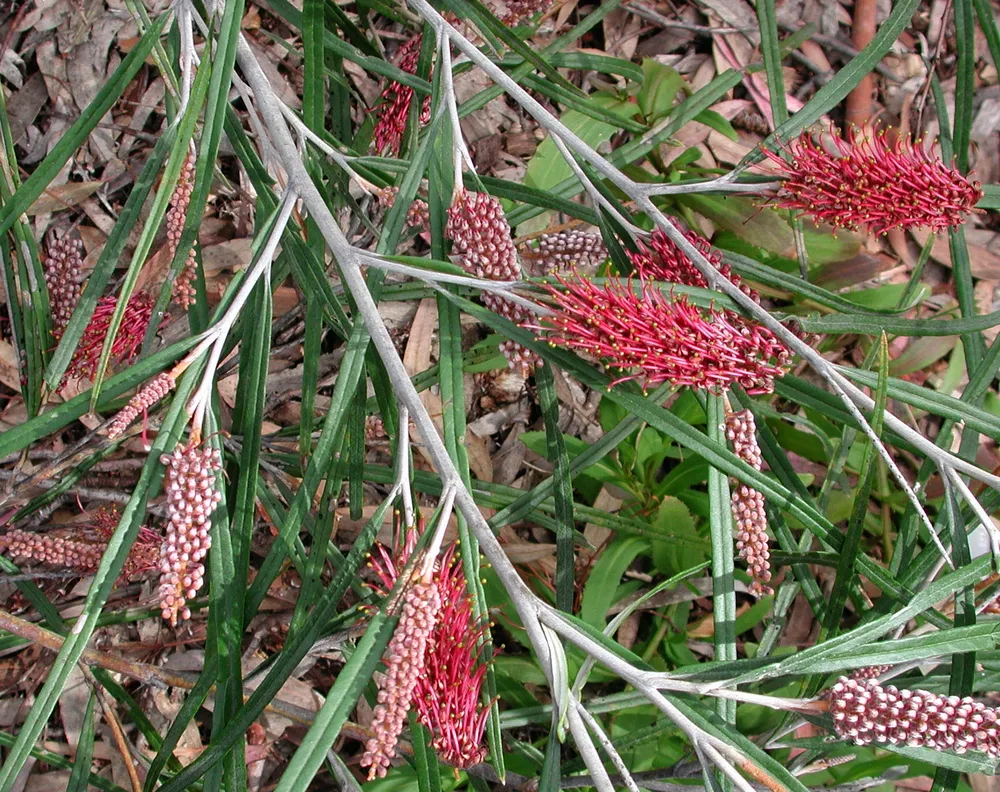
[826,676,1000,757]
[531,274,790,395]
[69,292,157,381]
[375,185,430,230]
[91,506,163,584]
[373,35,432,155]
[446,189,520,281]
[630,223,758,303]
[367,531,494,770]
[0,506,162,587]
[0,528,103,573]
[763,127,983,234]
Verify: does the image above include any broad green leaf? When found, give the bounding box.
[580,536,649,628]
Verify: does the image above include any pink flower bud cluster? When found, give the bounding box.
[361,580,442,779]
[166,153,198,309]
[69,292,157,381]
[107,373,176,440]
[158,441,222,626]
[533,230,607,275]
[725,408,771,595]
[0,509,162,587]
[0,528,103,572]
[447,189,539,375]
[373,35,432,155]
[630,223,757,303]
[44,236,84,335]
[826,676,1000,757]
[366,532,493,771]
[851,665,892,681]
[446,190,519,281]
[375,185,430,229]
[532,275,790,394]
[762,127,983,234]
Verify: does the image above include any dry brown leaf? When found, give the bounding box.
[403,298,444,470]
[56,664,89,756]
[602,7,641,61]
[912,228,1000,279]
[0,341,22,392]
[29,181,102,215]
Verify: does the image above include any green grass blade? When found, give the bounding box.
[706,394,736,727]
[820,334,888,639]
[535,362,576,614]
[65,692,97,792]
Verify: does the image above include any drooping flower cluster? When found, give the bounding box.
[158,440,222,626]
[447,189,539,376]
[631,224,757,303]
[0,506,162,587]
[446,190,519,280]
[763,127,983,234]
[69,292,156,381]
[532,230,607,275]
[0,528,104,572]
[725,408,771,595]
[361,580,442,779]
[373,35,432,155]
[44,236,84,335]
[533,275,790,394]
[826,676,1000,757]
[106,372,176,440]
[166,153,198,309]
[367,534,493,771]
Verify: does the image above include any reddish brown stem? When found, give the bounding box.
[845,0,877,127]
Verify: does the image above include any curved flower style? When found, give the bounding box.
[69,292,156,381]
[373,35,432,155]
[826,676,1000,757]
[630,224,758,303]
[763,127,983,234]
[366,532,493,771]
[533,275,790,395]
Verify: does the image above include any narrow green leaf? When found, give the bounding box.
[706,394,736,727]
[535,363,576,613]
[65,692,97,792]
